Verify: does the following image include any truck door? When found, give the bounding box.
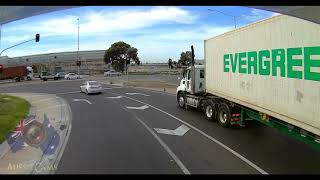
[186,69,192,92]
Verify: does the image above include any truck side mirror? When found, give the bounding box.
[182,69,187,78]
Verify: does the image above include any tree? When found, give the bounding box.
[104,41,140,72]
[178,51,192,66]
[126,47,140,65]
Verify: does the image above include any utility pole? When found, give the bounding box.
[77,18,80,75]
[0,24,2,52]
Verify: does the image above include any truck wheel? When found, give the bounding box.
[204,100,216,121]
[217,103,231,128]
[177,92,186,109]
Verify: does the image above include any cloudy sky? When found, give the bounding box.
[0,6,278,63]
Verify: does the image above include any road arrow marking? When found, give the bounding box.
[126,105,149,110]
[73,99,92,104]
[125,92,150,97]
[105,96,122,99]
[154,125,190,136]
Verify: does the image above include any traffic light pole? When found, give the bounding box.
[0,34,39,56]
[0,39,34,56]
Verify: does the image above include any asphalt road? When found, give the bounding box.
[1,80,320,174]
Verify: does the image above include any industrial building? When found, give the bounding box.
[0,50,107,74]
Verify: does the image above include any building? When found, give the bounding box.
[0,50,107,74]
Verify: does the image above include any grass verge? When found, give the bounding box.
[0,94,30,143]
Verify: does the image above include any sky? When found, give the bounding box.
[0,6,279,63]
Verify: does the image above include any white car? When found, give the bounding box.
[80,81,103,94]
[104,70,122,77]
[65,73,80,80]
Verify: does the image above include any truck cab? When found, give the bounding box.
[177,64,206,109]
[177,65,205,95]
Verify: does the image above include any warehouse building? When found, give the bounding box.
[0,50,108,74]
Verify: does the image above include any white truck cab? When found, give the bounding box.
[26,66,33,80]
[177,65,205,94]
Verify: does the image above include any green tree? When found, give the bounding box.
[104,41,140,72]
[178,51,192,66]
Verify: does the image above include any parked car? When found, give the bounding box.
[40,71,56,81]
[104,70,122,77]
[65,73,80,80]
[54,72,67,80]
[80,81,102,94]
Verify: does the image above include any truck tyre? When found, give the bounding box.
[43,78,47,81]
[217,103,231,128]
[204,100,216,121]
[177,92,186,109]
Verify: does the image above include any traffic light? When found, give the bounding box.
[76,61,81,66]
[0,64,3,74]
[35,34,40,42]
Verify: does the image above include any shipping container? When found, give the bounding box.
[0,65,27,81]
[204,15,320,136]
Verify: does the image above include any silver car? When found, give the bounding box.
[80,81,103,94]
[104,70,122,77]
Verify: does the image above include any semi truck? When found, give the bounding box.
[176,15,320,150]
[0,64,33,82]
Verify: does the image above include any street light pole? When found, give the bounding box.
[208,8,259,29]
[77,18,80,75]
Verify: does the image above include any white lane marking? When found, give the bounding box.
[32,97,58,103]
[55,87,121,95]
[120,108,190,174]
[55,91,81,95]
[154,125,190,136]
[129,86,176,97]
[105,96,122,99]
[103,87,122,90]
[73,99,92,105]
[108,92,268,175]
[125,92,150,97]
[125,105,149,110]
[37,104,66,111]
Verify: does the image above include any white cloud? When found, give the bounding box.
[244,9,280,22]
[154,25,233,41]
[4,7,198,38]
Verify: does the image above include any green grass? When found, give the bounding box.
[0,94,30,143]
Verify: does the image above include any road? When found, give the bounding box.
[0,80,319,174]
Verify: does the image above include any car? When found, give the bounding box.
[104,70,122,77]
[40,71,56,81]
[65,73,80,80]
[80,81,103,94]
[54,72,67,80]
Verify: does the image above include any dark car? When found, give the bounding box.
[54,72,67,80]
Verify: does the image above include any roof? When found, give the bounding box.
[0,6,319,26]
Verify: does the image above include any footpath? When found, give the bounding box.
[0,93,72,174]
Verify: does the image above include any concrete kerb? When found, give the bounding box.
[0,93,72,174]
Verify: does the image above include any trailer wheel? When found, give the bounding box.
[204,100,216,121]
[177,92,186,109]
[218,103,231,128]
